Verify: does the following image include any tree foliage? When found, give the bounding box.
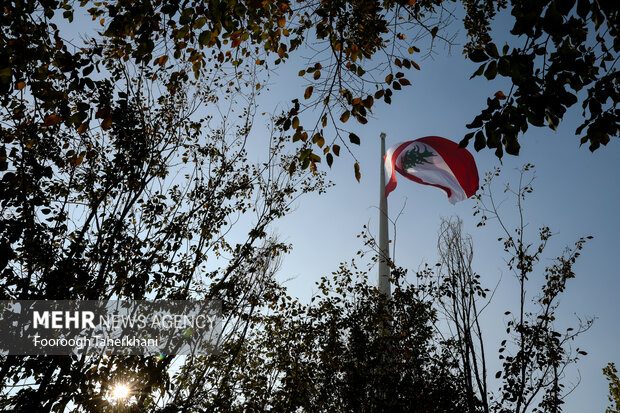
[165,260,470,412]
[163,166,594,413]
[604,362,620,413]
[0,0,331,409]
[0,0,608,410]
[2,0,615,187]
[429,166,593,412]
[461,0,619,157]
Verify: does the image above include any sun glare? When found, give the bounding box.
[111,383,131,400]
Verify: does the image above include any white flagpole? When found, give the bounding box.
[378,132,391,297]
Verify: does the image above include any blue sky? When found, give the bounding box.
[268,9,619,413]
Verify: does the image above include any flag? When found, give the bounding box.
[384,136,479,204]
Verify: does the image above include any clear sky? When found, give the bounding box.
[267,8,619,413]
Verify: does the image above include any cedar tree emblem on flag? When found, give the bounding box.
[384,136,479,204]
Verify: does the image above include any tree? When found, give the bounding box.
[157,165,595,412]
[1,0,454,408]
[0,0,330,409]
[2,1,616,190]
[164,258,470,412]
[460,0,619,157]
[0,0,611,410]
[436,216,490,413]
[604,362,620,413]
[431,166,593,413]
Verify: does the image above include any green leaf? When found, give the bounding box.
[474,131,486,151]
[470,63,486,79]
[484,61,498,80]
[577,0,590,18]
[194,17,207,29]
[176,25,190,40]
[484,42,499,58]
[0,67,11,83]
[299,148,312,162]
[557,0,576,15]
[466,116,483,129]
[505,136,520,155]
[543,3,563,32]
[461,132,475,147]
[63,10,74,22]
[198,31,212,46]
[469,49,489,63]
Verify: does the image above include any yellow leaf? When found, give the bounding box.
[304,86,313,99]
[16,81,25,90]
[278,16,286,28]
[42,114,60,126]
[101,115,112,130]
[157,55,169,66]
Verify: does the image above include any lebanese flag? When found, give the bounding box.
[384,136,479,204]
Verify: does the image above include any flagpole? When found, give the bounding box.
[378,132,391,297]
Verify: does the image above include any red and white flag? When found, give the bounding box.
[384,136,479,204]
